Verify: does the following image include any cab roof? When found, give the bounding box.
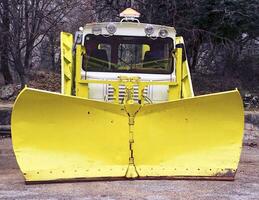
[82,22,176,39]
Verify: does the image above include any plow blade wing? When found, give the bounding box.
[12,88,244,182]
[134,90,244,180]
[11,88,129,182]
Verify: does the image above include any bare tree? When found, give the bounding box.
[0,0,13,84]
[0,0,79,87]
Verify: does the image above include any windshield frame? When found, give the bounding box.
[83,34,174,74]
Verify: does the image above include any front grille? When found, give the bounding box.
[107,85,148,102]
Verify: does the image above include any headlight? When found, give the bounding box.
[145,24,154,36]
[106,23,117,34]
[159,28,168,38]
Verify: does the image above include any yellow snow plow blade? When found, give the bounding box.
[12,88,244,182]
[134,90,244,179]
[11,88,129,182]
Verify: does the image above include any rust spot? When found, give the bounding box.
[214,168,236,177]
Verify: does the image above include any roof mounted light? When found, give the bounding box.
[120,8,140,18]
[159,28,168,38]
[79,27,84,32]
[106,23,117,35]
[120,8,140,23]
[145,24,154,36]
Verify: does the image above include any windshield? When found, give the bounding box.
[83,34,174,74]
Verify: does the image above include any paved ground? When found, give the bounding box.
[1,130,259,200]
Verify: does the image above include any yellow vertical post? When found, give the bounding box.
[75,45,88,98]
[168,48,182,100]
[60,32,73,95]
[181,59,194,98]
[176,48,183,99]
[175,36,194,98]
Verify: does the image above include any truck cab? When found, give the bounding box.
[77,9,176,103]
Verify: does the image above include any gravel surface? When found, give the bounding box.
[1,132,259,200]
